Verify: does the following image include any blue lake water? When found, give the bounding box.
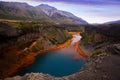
[18,35,86,77]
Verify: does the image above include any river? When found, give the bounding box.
[18,32,87,77]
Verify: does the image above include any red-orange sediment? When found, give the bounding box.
[74,41,88,58]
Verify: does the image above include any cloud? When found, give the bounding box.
[1,0,120,6]
[33,0,120,6]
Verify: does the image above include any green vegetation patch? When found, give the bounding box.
[90,49,105,58]
[49,38,58,45]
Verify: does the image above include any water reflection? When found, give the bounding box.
[71,35,82,45]
[59,34,82,56]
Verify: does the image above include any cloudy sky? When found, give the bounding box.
[0,0,120,23]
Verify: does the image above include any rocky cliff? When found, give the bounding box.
[0,21,71,78]
[81,23,120,48]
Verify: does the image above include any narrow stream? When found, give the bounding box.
[18,34,86,77]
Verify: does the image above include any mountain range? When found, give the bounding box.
[104,20,120,24]
[0,1,87,24]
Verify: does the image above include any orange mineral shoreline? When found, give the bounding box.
[70,32,88,58]
[2,38,72,78]
[74,41,88,58]
[69,32,80,35]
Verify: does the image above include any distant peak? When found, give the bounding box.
[40,4,49,6]
[37,4,56,9]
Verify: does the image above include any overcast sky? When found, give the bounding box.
[0,0,120,23]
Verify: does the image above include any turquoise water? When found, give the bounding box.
[18,35,86,77]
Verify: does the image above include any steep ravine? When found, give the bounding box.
[4,32,89,80]
[4,23,120,80]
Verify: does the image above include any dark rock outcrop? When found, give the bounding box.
[0,22,19,40]
[81,23,120,48]
[107,44,120,55]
